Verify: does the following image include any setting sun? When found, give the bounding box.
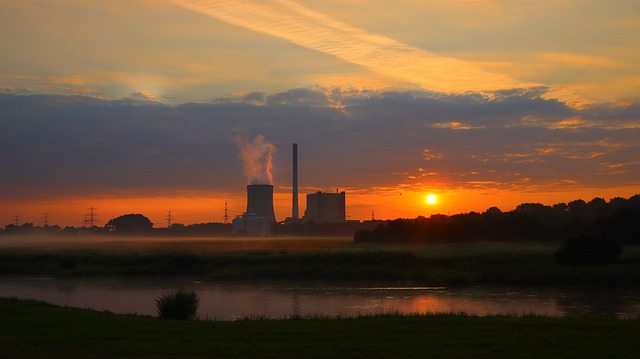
[426,194,437,205]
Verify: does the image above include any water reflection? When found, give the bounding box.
[555,288,640,318]
[0,278,638,320]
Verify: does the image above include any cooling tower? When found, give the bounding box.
[246,184,276,222]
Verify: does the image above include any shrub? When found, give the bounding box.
[58,257,77,270]
[555,235,622,266]
[155,289,199,320]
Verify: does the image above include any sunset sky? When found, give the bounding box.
[1,0,639,227]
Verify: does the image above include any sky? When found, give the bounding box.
[1,0,639,227]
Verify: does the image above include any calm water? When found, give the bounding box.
[1,278,639,320]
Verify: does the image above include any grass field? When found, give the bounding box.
[1,235,639,286]
[2,236,639,357]
[1,297,639,359]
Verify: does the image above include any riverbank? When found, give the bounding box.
[1,297,639,359]
[1,238,639,286]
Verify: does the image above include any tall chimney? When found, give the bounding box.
[246,184,276,222]
[292,143,299,220]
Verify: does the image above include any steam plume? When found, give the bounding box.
[234,134,276,185]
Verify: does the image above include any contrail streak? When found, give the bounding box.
[170,0,536,93]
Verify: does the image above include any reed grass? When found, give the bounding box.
[155,289,199,320]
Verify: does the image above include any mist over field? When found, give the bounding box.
[0,233,352,252]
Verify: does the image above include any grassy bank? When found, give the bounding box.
[1,240,640,286]
[1,297,639,359]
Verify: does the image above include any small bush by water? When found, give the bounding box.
[556,235,622,266]
[155,289,199,320]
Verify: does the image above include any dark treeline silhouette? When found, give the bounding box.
[354,195,640,244]
[3,195,639,241]
[0,213,375,238]
[1,213,232,237]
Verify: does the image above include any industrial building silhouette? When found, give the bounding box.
[232,143,346,235]
[303,190,346,223]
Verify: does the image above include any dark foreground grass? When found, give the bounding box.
[1,297,639,359]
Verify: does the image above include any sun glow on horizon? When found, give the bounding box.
[426,193,437,205]
[3,185,640,228]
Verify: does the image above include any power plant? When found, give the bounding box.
[246,184,276,222]
[232,184,276,236]
[303,190,346,223]
[232,142,346,236]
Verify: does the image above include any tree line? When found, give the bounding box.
[354,195,640,244]
[1,213,232,237]
[3,194,639,241]
[0,213,378,237]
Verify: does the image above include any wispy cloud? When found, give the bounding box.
[431,121,484,130]
[0,73,98,95]
[170,0,535,93]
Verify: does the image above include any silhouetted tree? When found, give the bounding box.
[552,202,569,213]
[105,214,153,234]
[63,226,79,235]
[568,199,587,216]
[483,207,502,216]
[2,223,35,234]
[606,208,640,245]
[555,235,622,266]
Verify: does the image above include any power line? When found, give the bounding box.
[84,207,98,227]
[166,210,174,228]
[224,201,229,224]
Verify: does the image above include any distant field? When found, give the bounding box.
[1,234,639,286]
[0,233,353,252]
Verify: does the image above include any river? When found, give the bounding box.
[1,278,639,320]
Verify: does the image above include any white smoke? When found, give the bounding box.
[233,134,276,185]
